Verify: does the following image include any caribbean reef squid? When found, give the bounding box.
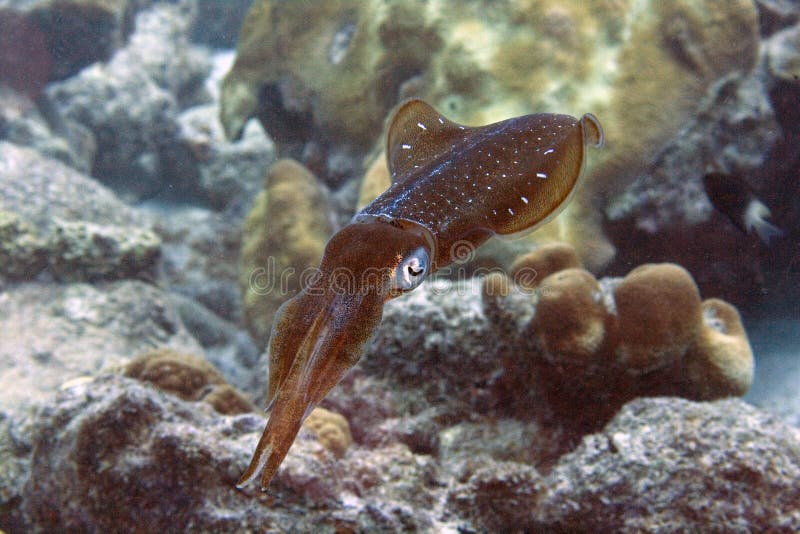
[238,99,604,489]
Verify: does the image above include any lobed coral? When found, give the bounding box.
[483,242,755,423]
[238,158,333,346]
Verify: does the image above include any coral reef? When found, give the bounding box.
[224,0,759,269]
[239,158,333,346]
[125,348,255,415]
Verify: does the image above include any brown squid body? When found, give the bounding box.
[238,99,603,489]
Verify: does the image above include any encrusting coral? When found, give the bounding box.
[224,0,759,270]
[483,242,755,423]
[238,158,333,346]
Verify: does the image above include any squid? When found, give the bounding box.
[238,99,604,489]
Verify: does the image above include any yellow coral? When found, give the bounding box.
[529,268,613,364]
[510,242,582,290]
[239,159,332,346]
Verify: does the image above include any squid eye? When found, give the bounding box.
[392,247,430,292]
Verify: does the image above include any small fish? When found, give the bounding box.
[703,172,784,244]
[237,99,603,490]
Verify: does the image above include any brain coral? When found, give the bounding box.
[238,158,332,346]
[224,0,759,270]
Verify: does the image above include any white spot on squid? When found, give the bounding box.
[492,209,498,215]
[417,122,427,130]
[402,144,412,149]
[536,172,548,179]
[521,196,529,204]
[544,148,555,155]
[508,208,515,215]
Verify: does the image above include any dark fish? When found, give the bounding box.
[703,172,783,244]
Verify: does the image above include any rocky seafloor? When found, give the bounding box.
[1,0,799,532]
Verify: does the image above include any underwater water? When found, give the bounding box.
[0,0,798,532]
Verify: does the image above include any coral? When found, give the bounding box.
[510,242,582,290]
[530,268,613,366]
[302,407,353,458]
[239,158,332,346]
[125,348,255,415]
[224,0,759,269]
[519,259,754,421]
[685,298,754,400]
[613,263,702,372]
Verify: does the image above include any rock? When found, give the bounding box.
[0,141,145,231]
[0,142,162,282]
[177,103,275,215]
[532,398,800,532]
[17,374,446,531]
[0,0,150,95]
[0,281,201,411]
[0,87,95,173]
[169,293,261,394]
[766,22,800,82]
[47,219,161,282]
[189,0,253,49]
[153,205,243,323]
[45,2,211,201]
[0,210,47,281]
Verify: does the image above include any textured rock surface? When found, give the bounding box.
[45,2,211,201]
[533,398,800,532]
[0,281,200,411]
[0,142,162,282]
[177,103,275,215]
[7,373,798,532]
